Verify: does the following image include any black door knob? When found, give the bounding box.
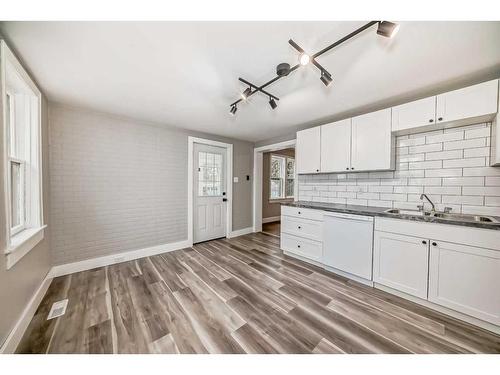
[351,167,354,170]
[432,242,437,246]
[297,245,301,248]
[438,117,443,121]
[316,169,319,172]
[422,240,427,245]
[298,226,301,229]
[429,119,434,123]
[346,167,349,170]
[222,198,227,202]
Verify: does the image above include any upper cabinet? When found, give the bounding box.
[436,79,498,125]
[320,119,352,173]
[392,96,437,132]
[296,79,499,174]
[351,108,394,171]
[296,127,321,174]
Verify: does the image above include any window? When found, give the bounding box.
[198,151,223,196]
[2,40,44,269]
[270,155,295,200]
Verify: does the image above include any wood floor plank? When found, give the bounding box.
[107,263,150,353]
[16,232,500,354]
[173,287,245,353]
[148,281,208,354]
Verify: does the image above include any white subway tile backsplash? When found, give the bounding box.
[442,177,484,186]
[443,157,486,168]
[425,150,463,160]
[425,131,463,144]
[425,168,462,177]
[408,177,441,186]
[394,186,424,194]
[463,147,490,158]
[409,143,442,154]
[485,177,500,186]
[298,122,499,215]
[442,195,484,205]
[443,138,486,150]
[424,186,461,195]
[462,186,500,196]
[485,196,500,206]
[465,127,491,139]
[409,160,442,170]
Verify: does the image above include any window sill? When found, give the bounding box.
[4,225,46,269]
[268,198,294,204]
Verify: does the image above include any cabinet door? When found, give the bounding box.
[320,119,351,173]
[436,79,499,125]
[373,231,429,299]
[296,127,321,174]
[428,240,500,325]
[392,96,437,132]
[351,108,394,171]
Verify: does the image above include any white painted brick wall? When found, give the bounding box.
[49,107,188,265]
[298,123,500,216]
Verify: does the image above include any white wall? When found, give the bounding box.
[48,104,253,265]
[299,123,500,216]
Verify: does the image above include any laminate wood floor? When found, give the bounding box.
[262,221,280,237]
[16,232,500,354]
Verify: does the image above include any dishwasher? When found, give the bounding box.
[323,212,374,282]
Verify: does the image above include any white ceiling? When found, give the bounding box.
[1,21,500,142]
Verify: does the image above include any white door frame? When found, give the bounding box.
[188,136,233,246]
[253,139,297,233]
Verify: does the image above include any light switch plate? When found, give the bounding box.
[233,177,239,183]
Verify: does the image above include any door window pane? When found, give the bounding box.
[198,151,223,196]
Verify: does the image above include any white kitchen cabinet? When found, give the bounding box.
[428,240,500,325]
[281,233,323,262]
[436,79,499,125]
[296,127,321,174]
[320,119,352,173]
[351,108,394,171]
[392,96,437,132]
[373,231,429,299]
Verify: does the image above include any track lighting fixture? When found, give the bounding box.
[299,53,310,66]
[320,71,333,86]
[229,21,399,113]
[376,21,400,38]
[229,105,237,115]
[240,87,252,100]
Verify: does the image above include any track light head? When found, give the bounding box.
[241,87,252,100]
[230,105,237,115]
[320,71,333,87]
[269,97,277,110]
[377,21,400,38]
[299,53,311,66]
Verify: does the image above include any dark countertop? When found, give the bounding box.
[282,201,500,231]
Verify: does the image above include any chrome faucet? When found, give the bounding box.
[420,194,436,212]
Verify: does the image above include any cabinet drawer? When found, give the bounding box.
[281,233,322,262]
[282,215,322,241]
[281,205,323,221]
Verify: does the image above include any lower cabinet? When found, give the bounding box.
[428,240,500,326]
[373,231,429,299]
[281,233,323,262]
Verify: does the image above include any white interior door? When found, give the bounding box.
[193,143,227,243]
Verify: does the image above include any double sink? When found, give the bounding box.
[384,208,499,224]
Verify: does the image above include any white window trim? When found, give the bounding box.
[269,154,295,201]
[1,40,45,269]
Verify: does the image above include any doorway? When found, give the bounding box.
[253,139,297,233]
[188,137,233,245]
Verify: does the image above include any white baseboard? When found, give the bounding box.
[0,272,52,354]
[49,239,191,278]
[227,227,254,238]
[262,216,280,224]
